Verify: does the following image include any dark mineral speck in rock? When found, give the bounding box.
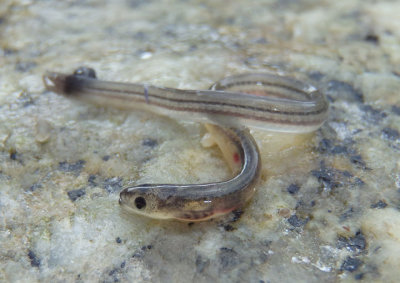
[15,61,37,72]
[382,127,399,141]
[2,48,16,56]
[355,177,365,186]
[364,34,379,44]
[295,200,305,210]
[29,183,42,192]
[258,250,269,263]
[133,31,146,40]
[103,177,122,193]
[349,154,367,169]
[219,247,240,270]
[341,256,362,272]
[337,230,366,252]
[116,237,122,244]
[339,207,355,222]
[219,209,243,224]
[128,0,148,8]
[67,188,86,201]
[244,56,260,67]
[254,37,268,44]
[120,261,126,268]
[312,163,363,190]
[392,105,400,115]
[59,160,86,173]
[196,255,209,273]
[287,215,308,227]
[354,273,364,280]
[223,224,235,231]
[231,210,243,222]
[132,245,152,258]
[88,174,97,186]
[342,170,353,178]
[188,45,198,52]
[108,268,118,276]
[132,251,144,258]
[371,200,387,209]
[287,184,300,194]
[142,138,158,148]
[317,138,332,153]
[318,138,349,154]
[331,145,349,155]
[102,155,111,161]
[18,92,34,107]
[308,71,324,81]
[141,245,152,251]
[9,149,18,161]
[28,250,40,267]
[360,105,387,123]
[262,240,272,247]
[311,166,336,189]
[326,80,363,102]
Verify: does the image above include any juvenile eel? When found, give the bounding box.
[43,67,328,221]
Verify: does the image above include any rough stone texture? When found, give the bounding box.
[1,0,400,282]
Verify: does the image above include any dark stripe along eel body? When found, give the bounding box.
[43,67,328,221]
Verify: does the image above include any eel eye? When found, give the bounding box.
[134,197,146,209]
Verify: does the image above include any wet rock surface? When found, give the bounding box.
[0,0,399,282]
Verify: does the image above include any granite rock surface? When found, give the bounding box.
[1,0,400,282]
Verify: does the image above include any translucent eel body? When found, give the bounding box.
[120,124,261,221]
[43,69,328,133]
[43,67,328,221]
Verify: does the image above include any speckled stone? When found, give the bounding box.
[1,0,400,282]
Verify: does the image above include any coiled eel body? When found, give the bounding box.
[43,67,328,221]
